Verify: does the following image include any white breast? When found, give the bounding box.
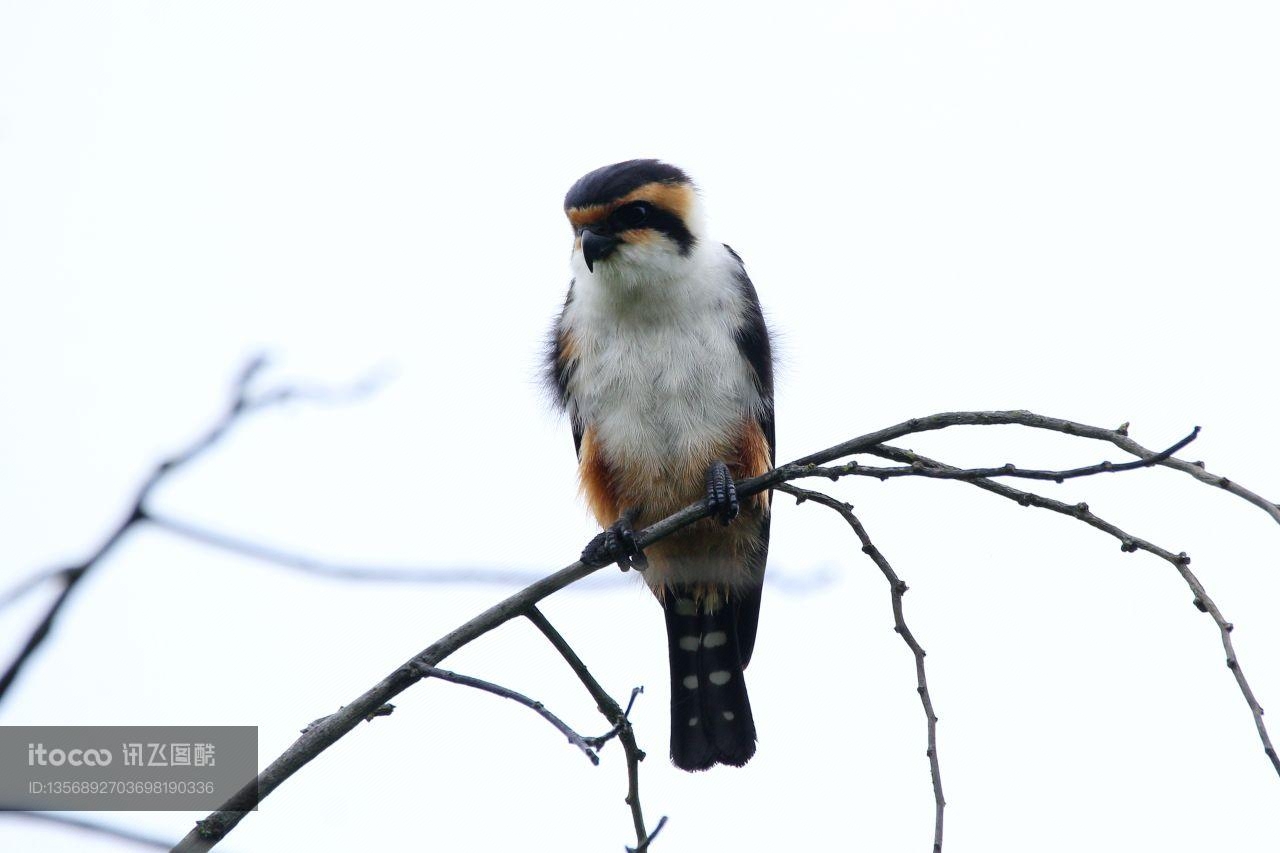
[563,245,762,478]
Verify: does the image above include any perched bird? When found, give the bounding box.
[546,160,775,771]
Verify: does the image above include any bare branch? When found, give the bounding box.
[176,410,1279,850]
[778,484,945,853]
[412,664,599,764]
[803,426,1198,484]
[525,607,660,851]
[0,357,380,706]
[143,511,543,586]
[631,815,669,853]
[1,810,173,849]
[0,567,68,612]
[869,443,1280,778]
[586,687,644,750]
[783,411,1279,527]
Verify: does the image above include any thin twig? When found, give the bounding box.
[412,664,599,764]
[632,815,669,853]
[869,443,1280,778]
[524,607,659,852]
[0,567,68,612]
[0,357,380,707]
[778,484,945,852]
[1,810,173,849]
[586,687,644,750]
[143,511,544,586]
[786,411,1279,527]
[803,426,1198,484]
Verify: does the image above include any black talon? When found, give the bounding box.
[581,510,646,571]
[705,460,740,526]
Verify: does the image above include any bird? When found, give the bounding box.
[546,159,774,771]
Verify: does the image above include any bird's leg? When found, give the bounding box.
[581,506,647,571]
[705,460,740,526]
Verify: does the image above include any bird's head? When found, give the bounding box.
[564,160,704,285]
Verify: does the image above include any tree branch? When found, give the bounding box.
[0,356,380,707]
[802,426,1198,484]
[868,443,1280,778]
[413,664,599,764]
[782,411,1278,528]
[143,510,546,586]
[778,484,945,852]
[174,410,1279,850]
[525,606,659,851]
[1,810,173,850]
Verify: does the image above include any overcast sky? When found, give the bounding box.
[2,2,1278,851]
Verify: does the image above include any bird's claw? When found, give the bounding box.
[705,460,740,526]
[582,514,647,571]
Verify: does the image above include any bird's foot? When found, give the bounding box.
[582,512,647,571]
[705,460,740,526]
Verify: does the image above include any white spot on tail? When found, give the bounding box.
[703,631,728,648]
[682,675,699,690]
[709,670,731,686]
[678,636,700,651]
[674,599,696,616]
[688,716,699,727]
[722,711,735,721]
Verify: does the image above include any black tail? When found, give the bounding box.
[664,588,757,771]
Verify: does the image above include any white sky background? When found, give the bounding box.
[2,1,1278,850]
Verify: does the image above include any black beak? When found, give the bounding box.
[581,229,620,272]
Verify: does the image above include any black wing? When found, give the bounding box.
[545,281,584,457]
[725,244,775,668]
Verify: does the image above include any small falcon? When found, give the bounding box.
[546,160,775,771]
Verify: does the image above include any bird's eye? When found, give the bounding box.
[612,202,651,230]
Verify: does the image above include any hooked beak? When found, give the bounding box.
[581,229,620,272]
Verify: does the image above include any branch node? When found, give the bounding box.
[1176,552,1191,565]
[364,704,395,722]
[1120,540,1137,553]
[1193,597,1208,613]
[1115,421,1130,436]
[195,817,228,841]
